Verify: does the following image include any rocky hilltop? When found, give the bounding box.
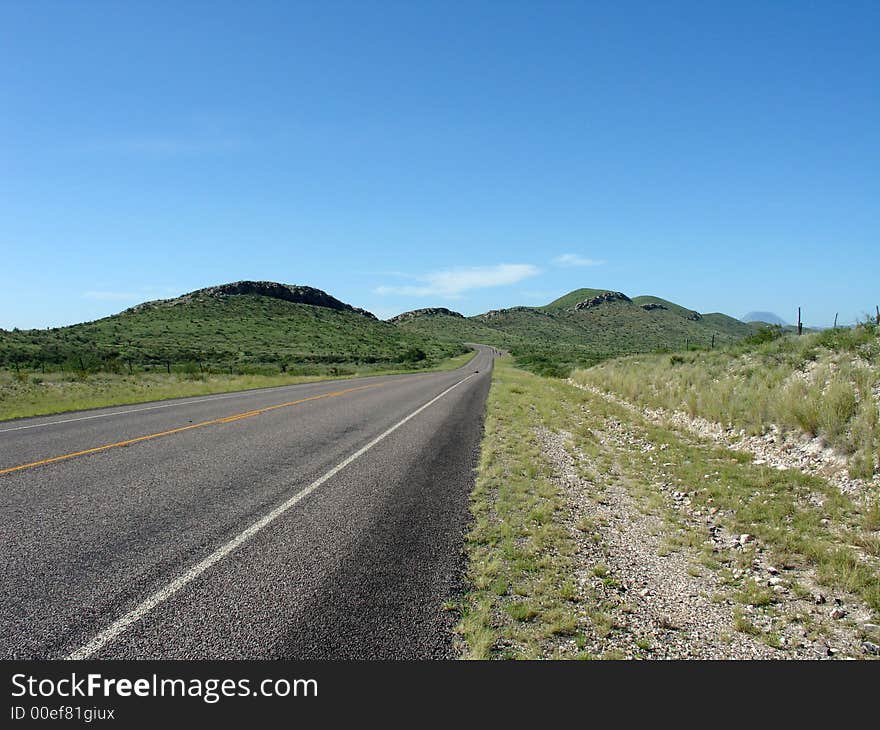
[572,291,632,311]
[127,281,377,319]
[477,306,547,320]
[387,307,464,324]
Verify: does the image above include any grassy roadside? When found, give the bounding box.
[456,358,880,659]
[456,359,585,658]
[573,324,880,479]
[0,350,477,421]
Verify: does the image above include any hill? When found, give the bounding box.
[0,281,465,372]
[386,308,509,348]
[742,311,789,326]
[389,288,758,376]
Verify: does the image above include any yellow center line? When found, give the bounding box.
[0,383,383,476]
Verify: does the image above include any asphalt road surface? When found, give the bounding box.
[0,346,494,659]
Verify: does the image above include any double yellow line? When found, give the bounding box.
[0,383,382,477]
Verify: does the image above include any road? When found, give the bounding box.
[0,346,494,659]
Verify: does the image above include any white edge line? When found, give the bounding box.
[66,372,477,660]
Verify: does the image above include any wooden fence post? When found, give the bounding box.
[834,313,838,329]
[797,307,803,336]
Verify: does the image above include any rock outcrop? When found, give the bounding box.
[387,307,464,324]
[572,291,632,311]
[477,306,547,320]
[641,303,668,312]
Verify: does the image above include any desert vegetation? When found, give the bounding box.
[572,323,880,479]
[457,357,880,659]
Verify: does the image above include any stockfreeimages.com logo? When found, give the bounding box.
[11,673,317,704]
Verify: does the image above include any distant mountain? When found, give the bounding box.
[742,311,789,326]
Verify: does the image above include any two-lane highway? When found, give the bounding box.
[0,346,494,659]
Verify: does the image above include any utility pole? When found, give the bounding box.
[797,307,803,336]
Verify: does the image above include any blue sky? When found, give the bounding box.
[1,0,877,329]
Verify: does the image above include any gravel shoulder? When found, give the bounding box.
[457,360,880,659]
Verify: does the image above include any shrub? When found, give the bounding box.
[398,347,427,363]
[744,325,784,346]
[777,380,822,436]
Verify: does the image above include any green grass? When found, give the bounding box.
[0,350,477,421]
[573,323,880,478]
[457,359,584,658]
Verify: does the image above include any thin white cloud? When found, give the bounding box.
[552,253,606,267]
[375,263,540,298]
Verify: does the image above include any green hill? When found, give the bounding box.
[390,288,760,376]
[0,281,465,372]
[387,309,510,349]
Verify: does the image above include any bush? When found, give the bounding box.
[397,347,427,363]
[744,325,784,346]
[181,360,202,380]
